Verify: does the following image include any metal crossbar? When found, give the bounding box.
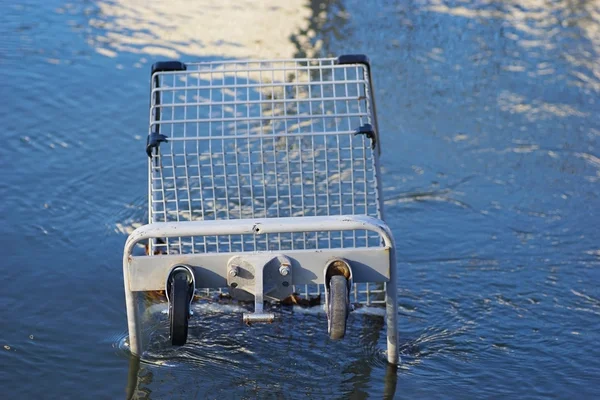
[148,58,381,256]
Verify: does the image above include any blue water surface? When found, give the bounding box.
[1,0,599,398]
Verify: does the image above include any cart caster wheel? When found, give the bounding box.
[328,275,349,340]
[169,271,192,346]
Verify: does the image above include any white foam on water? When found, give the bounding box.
[292,305,326,315]
[353,307,386,317]
[192,303,247,314]
[147,303,168,315]
[145,301,248,316]
[145,302,385,317]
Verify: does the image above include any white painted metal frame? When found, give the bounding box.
[124,57,399,364]
[123,215,398,364]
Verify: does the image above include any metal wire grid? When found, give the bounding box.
[292,282,386,306]
[148,58,381,255]
[194,282,386,306]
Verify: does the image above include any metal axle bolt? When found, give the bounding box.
[229,265,239,277]
[279,265,291,276]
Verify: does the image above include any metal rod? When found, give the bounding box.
[159,130,359,142]
[156,62,353,75]
[122,264,141,356]
[149,112,368,125]
[241,260,276,324]
[152,95,363,109]
[150,79,366,93]
[124,215,394,251]
[254,262,264,314]
[385,244,399,365]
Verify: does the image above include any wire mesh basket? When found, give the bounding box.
[124,55,398,363]
[146,58,386,305]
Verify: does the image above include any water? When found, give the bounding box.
[1,0,599,398]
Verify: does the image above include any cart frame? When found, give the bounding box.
[123,55,399,365]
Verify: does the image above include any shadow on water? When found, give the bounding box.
[289,0,349,58]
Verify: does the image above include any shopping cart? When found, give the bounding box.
[122,55,399,364]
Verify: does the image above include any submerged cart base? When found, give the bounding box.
[123,56,399,365]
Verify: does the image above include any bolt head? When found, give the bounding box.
[229,266,239,277]
[279,265,290,276]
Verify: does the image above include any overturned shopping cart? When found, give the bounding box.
[122,55,399,364]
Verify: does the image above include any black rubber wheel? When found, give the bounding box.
[328,275,349,340]
[169,272,191,346]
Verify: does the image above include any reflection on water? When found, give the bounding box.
[78,0,313,60]
[1,0,599,398]
[123,300,398,399]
